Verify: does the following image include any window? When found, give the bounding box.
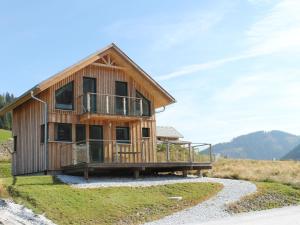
[142,128,150,138]
[55,81,74,110]
[136,91,151,116]
[76,124,86,143]
[116,127,130,143]
[41,124,49,143]
[55,123,72,142]
[13,136,17,152]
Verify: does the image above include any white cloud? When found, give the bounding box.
[158,0,300,81]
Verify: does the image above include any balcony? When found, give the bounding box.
[78,93,149,122]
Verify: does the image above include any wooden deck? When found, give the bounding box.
[61,162,212,179]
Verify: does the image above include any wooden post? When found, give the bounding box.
[84,167,89,181]
[115,142,119,163]
[182,170,188,177]
[166,142,170,162]
[134,170,140,179]
[188,143,192,162]
[141,140,144,162]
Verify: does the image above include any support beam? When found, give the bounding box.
[196,169,202,177]
[91,62,125,70]
[84,167,89,181]
[182,170,188,177]
[133,170,140,179]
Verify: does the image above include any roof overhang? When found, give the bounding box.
[0,43,175,116]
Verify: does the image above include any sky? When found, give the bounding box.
[1,0,300,144]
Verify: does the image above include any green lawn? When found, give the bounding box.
[0,163,222,225]
[228,182,300,213]
[0,129,11,143]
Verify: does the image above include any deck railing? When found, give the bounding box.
[77,93,147,116]
[60,139,213,167]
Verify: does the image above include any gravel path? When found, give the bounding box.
[0,199,55,225]
[57,175,257,224]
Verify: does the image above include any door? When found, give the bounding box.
[83,77,97,113]
[115,81,128,115]
[89,125,104,162]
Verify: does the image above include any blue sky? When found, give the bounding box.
[1,0,300,143]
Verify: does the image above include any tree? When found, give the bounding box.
[0,92,15,130]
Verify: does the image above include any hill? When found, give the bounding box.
[282,144,300,160]
[0,129,11,143]
[212,130,300,160]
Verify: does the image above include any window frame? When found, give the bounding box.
[54,123,73,142]
[116,126,130,144]
[142,127,150,138]
[55,81,74,111]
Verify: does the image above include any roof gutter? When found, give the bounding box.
[31,91,48,173]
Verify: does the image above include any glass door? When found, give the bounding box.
[83,77,97,113]
[115,81,128,115]
[89,125,104,162]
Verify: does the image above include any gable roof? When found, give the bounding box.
[0,43,175,116]
[156,126,184,139]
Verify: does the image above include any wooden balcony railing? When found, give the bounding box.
[77,93,147,117]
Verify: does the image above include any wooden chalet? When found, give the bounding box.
[0,43,212,178]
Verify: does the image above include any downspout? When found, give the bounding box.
[155,106,165,114]
[31,91,48,174]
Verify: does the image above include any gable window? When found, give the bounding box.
[55,123,72,142]
[116,127,130,143]
[40,124,49,143]
[76,124,86,143]
[55,81,74,110]
[142,128,150,138]
[136,91,151,116]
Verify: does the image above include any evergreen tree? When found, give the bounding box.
[0,92,15,130]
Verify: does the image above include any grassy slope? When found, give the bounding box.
[205,159,300,212]
[0,166,222,225]
[206,159,300,188]
[228,182,300,213]
[0,129,11,143]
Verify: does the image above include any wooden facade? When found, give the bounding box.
[6,44,176,175]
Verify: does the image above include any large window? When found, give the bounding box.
[116,127,130,143]
[76,124,86,143]
[136,91,151,116]
[55,81,74,110]
[55,123,72,142]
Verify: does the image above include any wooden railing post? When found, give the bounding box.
[166,142,170,162]
[141,140,145,162]
[115,142,119,163]
[189,143,192,162]
[106,95,109,114]
[86,140,90,163]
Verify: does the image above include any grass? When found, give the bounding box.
[0,129,11,143]
[228,182,300,213]
[203,159,300,213]
[0,162,222,225]
[205,158,300,188]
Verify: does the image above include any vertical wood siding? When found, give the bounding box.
[13,63,157,174]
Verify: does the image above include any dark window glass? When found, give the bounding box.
[116,127,130,143]
[142,128,150,138]
[83,77,97,113]
[115,81,128,115]
[13,136,17,152]
[55,81,74,110]
[136,91,151,116]
[41,124,49,143]
[55,123,72,142]
[76,124,86,143]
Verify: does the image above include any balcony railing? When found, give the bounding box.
[77,93,146,117]
[60,139,213,167]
